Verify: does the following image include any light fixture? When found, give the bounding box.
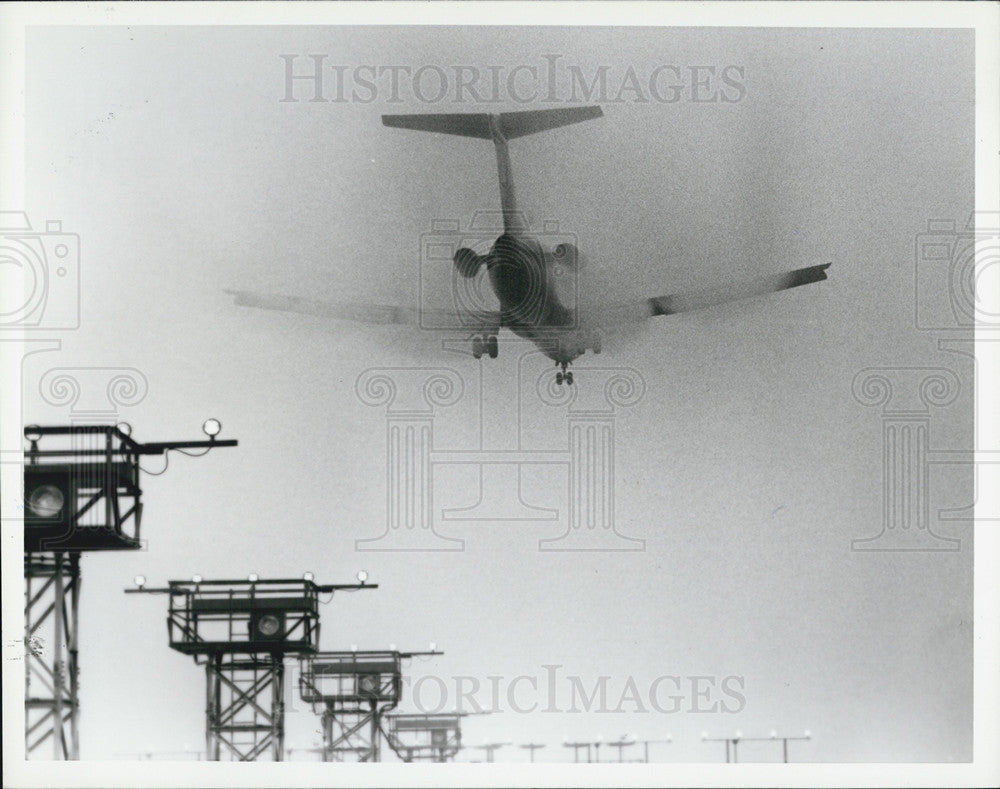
[28,485,65,518]
[803,729,811,739]
[665,733,673,743]
[350,644,358,652]
[389,642,397,651]
[248,573,259,583]
[257,615,281,637]
[429,641,437,651]
[192,574,203,584]
[734,730,743,740]
[700,732,708,741]
[202,418,222,438]
[250,611,285,641]
[116,421,133,437]
[24,425,42,442]
[770,730,778,739]
[356,570,368,584]
[134,575,146,588]
[303,571,314,582]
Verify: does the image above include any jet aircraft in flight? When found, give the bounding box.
[227,106,830,385]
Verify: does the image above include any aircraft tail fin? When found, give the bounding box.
[381,106,603,140]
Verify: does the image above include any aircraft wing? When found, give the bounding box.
[224,289,502,332]
[581,263,831,327]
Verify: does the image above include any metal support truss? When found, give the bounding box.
[384,712,469,762]
[128,576,374,764]
[205,655,286,761]
[24,552,80,760]
[21,423,238,761]
[297,650,439,763]
[319,702,382,762]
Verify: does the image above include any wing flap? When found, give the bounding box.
[225,289,501,331]
[583,263,831,328]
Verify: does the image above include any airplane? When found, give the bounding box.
[227,105,830,385]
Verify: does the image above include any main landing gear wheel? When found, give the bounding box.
[473,334,499,360]
[555,362,574,385]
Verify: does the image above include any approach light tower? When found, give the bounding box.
[702,730,811,763]
[127,573,376,761]
[563,737,599,763]
[631,734,673,763]
[297,646,442,762]
[473,741,512,763]
[23,421,236,760]
[519,742,546,762]
[384,712,482,762]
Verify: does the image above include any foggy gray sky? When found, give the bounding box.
[22,25,973,763]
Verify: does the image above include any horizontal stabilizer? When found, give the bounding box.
[499,105,603,139]
[381,105,603,140]
[381,113,492,139]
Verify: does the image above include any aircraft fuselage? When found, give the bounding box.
[485,232,584,365]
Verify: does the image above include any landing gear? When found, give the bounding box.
[578,332,601,356]
[555,361,574,385]
[472,334,499,360]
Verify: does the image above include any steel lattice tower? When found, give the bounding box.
[298,649,440,762]
[22,423,236,760]
[128,576,375,762]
